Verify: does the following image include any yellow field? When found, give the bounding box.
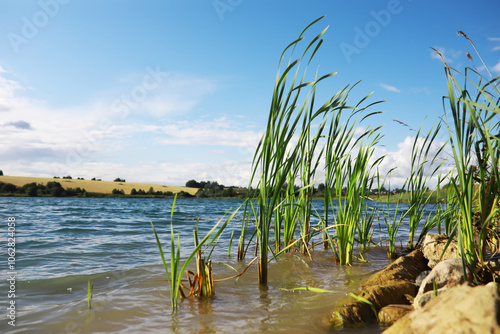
[0,175,198,196]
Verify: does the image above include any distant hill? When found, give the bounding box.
[0,175,198,196]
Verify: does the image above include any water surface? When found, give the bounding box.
[0,197,431,333]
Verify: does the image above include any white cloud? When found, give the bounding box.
[379,83,401,93]
[0,66,257,186]
[489,37,500,51]
[492,60,500,74]
[410,87,431,95]
[374,136,453,189]
[155,118,261,152]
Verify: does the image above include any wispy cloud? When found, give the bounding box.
[489,37,500,51]
[493,60,500,74]
[154,118,261,151]
[374,136,452,189]
[3,120,33,130]
[379,83,401,93]
[430,47,462,63]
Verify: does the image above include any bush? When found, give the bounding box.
[130,188,137,195]
[177,190,194,198]
[112,188,124,195]
[46,181,64,197]
[24,183,38,197]
[114,178,126,182]
[0,182,17,193]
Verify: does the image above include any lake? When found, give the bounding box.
[0,197,436,333]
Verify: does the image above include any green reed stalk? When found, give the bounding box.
[334,137,381,265]
[442,180,460,237]
[322,85,383,251]
[297,94,327,254]
[247,16,345,284]
[441,62,500,270]
[381,190,407,259]
[151,195,240,311]
[282,177,300,252]
[403,124,444,250]
[87,280,93,311]
[357,200,376,253]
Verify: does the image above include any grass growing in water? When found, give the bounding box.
[151,195,241,311]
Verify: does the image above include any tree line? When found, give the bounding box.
[0,181,86,197]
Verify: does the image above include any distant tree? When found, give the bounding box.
[63,175,72,179]
[91,178,96,181]
[0,170,3,176]
[177,190,194,198]
[24,183,38,197]
[317,183,325,192]
[46,181,64,197]
[0,182,17,193]
[186,179,201,188]
[114,178,125,182]
[130,188,137,195]
[137,189,146,195]
[112,188,124,195]
[147,186,154,194]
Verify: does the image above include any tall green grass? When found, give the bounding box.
[435,38,500,274]
[333,138,382,264]
[403,125,445,250]
[242,16,388,282]
[151,195,240,311]
[245,16,340,284]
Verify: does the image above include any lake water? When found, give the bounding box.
[0,197,438,333]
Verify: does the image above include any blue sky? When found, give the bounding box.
[0,0,499,187]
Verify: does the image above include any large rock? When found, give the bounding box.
[414,258,472,309]
[327,249,429,327]
[421,234,458,268]
[378,304,413,325]
[384,282,500,334]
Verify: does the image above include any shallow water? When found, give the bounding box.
[0,197,436,333]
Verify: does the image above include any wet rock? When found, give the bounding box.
[327,250,429,327]
[414,258,472,309]
[421,234,458,268]
[361,249,430,286]
[384,282,500,334]
[378,304,413,326]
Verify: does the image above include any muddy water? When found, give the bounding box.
[0,197,418,333]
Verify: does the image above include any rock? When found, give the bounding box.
[421,234,458,268]
[414,258,471,310]
[327,249,429,327]
[378,304,413,326]
[384,282,500,334]
[415,270,431,287]
[414,288,448,309]
[361,249,430,287]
